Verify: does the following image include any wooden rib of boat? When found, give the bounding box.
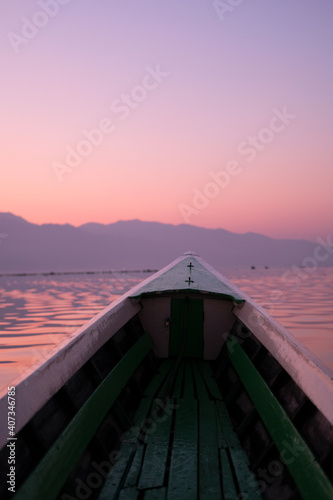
[0,252,332,500]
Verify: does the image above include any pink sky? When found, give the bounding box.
[1,1,333,242]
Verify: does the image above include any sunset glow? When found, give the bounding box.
[1,1,332,242]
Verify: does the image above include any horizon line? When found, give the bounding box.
[0,211,319,244]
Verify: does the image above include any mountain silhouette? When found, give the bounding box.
[0,213,331,273]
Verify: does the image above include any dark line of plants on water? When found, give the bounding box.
[0,265,277,278]
[0,269,158,278]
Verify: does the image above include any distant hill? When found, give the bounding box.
[0,212,331,273]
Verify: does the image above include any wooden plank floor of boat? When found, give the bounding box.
[99,359,262,500]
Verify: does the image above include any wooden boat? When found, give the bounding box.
[0,252,332,500]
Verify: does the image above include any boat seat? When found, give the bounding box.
[99,359,263,499]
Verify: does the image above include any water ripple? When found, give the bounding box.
[0,268,332,390]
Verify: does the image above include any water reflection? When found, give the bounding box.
[224,266,333,372]
[0,267,332,390]
[0,272,145,389]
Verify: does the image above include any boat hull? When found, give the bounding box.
[0,253,332,499]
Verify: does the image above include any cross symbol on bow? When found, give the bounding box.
[185,276,194,286]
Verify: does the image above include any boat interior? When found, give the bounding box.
[2,296,332,500]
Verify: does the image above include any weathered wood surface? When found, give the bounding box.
[99,359,264,499]
[14,332,154,500]
[227,339,333,500]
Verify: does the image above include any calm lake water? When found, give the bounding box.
[0,267,332,391]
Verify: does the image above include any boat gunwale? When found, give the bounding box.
[0,295,141,450]
[1,252,332,448]
[233,298,333,425]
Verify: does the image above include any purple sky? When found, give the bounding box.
[1,0,333,241]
